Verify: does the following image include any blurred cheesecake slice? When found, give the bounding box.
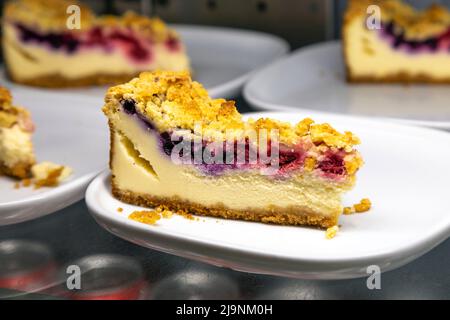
[343,0,450,83]
[103,71,364,228]
[2,0,190,88]
[0,87,36,179]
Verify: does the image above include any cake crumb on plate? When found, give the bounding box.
[129,210,161,225]
[31,161,72,188]
[343,198,372,215]
[325,225,339,239]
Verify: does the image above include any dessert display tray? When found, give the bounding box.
[244,41,450,129]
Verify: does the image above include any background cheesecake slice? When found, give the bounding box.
[0,87,36,178]
[3,0,190,88]
[103,71,363,228]
[343,0,450,83]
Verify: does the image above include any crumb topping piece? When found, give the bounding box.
[128,205,197,225]
[325,225,339,239]
[343,198,372,215]
[129,210,161,225]
[30,161,72,188]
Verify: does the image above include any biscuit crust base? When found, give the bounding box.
[7,72,140,88]
[112,183,339,229]
[346,72,450,84]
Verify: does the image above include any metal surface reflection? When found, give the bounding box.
[149,269,240,300]
[0,240,57,298]
[57,254,148,300]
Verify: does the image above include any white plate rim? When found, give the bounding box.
[243,40,450,129]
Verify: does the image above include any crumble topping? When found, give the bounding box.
[345,0,450,40]
[104,71,361,151]
[325,225,339,239]
[5,0,178,41]
[343,198,372,215]
[4,0,95,32]
[97,13,179,42]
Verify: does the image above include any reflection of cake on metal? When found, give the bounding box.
[3,0,190,88]
[344,0,450,83]
[103,71,364,228]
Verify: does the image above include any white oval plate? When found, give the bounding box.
[244,41,450,129]
[86,111,450,279]
[0,88,108,225]
[1,25,289,99]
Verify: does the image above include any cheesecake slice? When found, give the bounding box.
[103,71,363,228]
[3,0,190,88]
[0,87,36,178]
[344,0,450,83]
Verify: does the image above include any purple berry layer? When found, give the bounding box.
[120,100,348,179]
[13,22,181,63]
[380,21,450,53]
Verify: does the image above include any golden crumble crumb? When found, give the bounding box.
[343,198,372,215]
[343,206,354,215]
[14,182,20,189]
[22,178,31,187]
[160,209,173,218]
[117,207,124,213]
[129,210,161,225]
[31,162,72,189]
[325,225,339,239]
[33,167,64,189]
[178,209,195,220]
[354,198,371,213]
[304,157,316,171]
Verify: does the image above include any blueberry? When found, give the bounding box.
[122,100,136,114]
[160,132,174,156]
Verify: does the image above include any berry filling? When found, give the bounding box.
[381,21,450,53]
[12,22,183,63]
[318,151,346,177]
[120,104,348,178]
[16,24,81,53]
